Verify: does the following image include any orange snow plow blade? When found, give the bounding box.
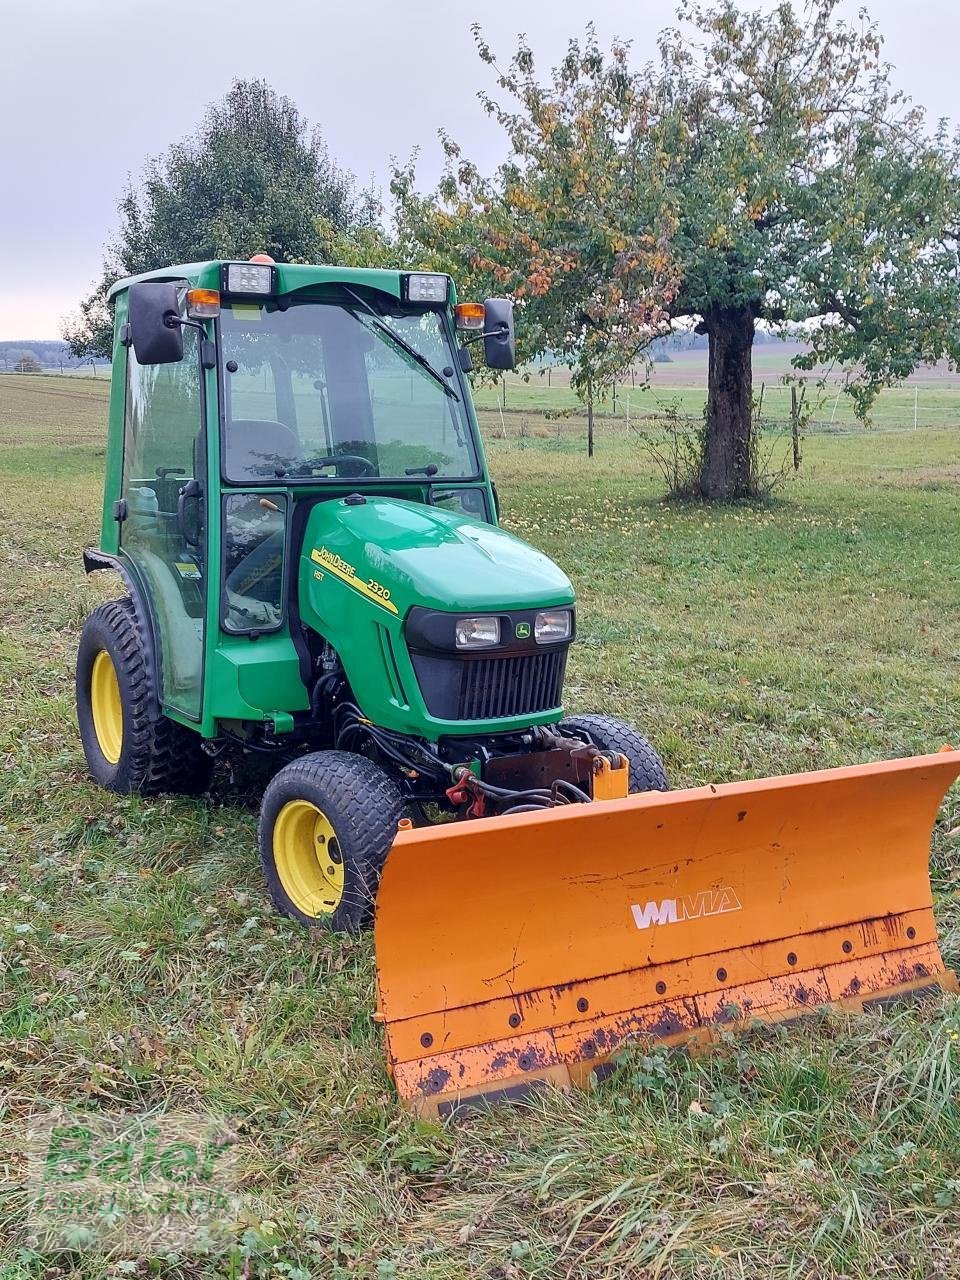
[375,750,960,1117]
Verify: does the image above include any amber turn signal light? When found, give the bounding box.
[455,302,485,330]
[186,288,221,319]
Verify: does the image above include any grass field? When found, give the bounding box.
[2,373,960,1278]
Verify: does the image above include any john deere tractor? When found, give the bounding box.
[77,258,667,931]
[76,258,960,1112]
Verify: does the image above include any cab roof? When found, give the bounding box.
[106,260,446,303]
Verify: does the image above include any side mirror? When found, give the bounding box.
[128,282,184,365]
[483,298,516,371]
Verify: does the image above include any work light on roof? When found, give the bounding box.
[224,262,274,296]
[406,273,449,303]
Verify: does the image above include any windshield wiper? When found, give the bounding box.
[341,285,460,402]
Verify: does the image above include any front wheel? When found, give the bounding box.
[559,713,669,794]
[258,751,403,932]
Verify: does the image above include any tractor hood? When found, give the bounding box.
[300,495,574,619]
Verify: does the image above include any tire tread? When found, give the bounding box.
[258,750,403,931]
[559,713,669,793]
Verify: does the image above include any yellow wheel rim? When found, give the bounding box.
[273,799,345,917]
[90,649,123,764]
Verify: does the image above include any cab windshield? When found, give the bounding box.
[218,294,478,483]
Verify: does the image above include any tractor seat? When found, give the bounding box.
[227,419,300,480]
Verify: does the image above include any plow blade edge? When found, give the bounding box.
[375,751,960,1116]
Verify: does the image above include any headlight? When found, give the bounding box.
[535,609,572,643]
[455,616,500,649]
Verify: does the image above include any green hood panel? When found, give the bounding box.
[297,496,574,739]
[302,497,573,614]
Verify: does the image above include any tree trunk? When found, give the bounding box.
[699,306,755,501]
[587,396,594,457]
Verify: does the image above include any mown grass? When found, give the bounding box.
[2,373,960,1278]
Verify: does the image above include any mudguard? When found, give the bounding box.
[83,548,161,720]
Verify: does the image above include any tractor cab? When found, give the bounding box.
[214,278,495,633]
[93,259,517,739]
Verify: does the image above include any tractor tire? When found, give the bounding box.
[559,713,669,794]
[76,598,213,795]
[259,750,403,932]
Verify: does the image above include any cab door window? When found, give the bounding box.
[120,317,205,719]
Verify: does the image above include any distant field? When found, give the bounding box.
[645,342,960,389]
[6,355,960,442]
[474,348,960,431]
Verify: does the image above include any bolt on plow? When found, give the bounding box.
[375,749,960,1116]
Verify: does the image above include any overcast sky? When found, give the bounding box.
[1,0,956,340]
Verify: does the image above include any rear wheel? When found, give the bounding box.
[77,598,213,795]
[559,713,669,793]
[259,751,403,932]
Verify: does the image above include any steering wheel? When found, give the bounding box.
[304,454,377,478]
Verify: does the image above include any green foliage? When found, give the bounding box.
[656,1,960,408]
[395,1,960,497]
[64,79,383,358]
[392,29,678,406]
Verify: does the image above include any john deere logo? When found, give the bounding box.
[515,622,531,639]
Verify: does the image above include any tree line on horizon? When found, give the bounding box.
[1,340,109,371]
[63,0,960,501]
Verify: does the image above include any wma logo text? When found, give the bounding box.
[631,887,742,930]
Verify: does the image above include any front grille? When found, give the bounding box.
[460,650,566,719]
[411,647,567,721]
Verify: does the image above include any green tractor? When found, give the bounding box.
[78,257,667,932]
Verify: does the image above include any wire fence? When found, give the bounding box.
[0,362,107,378]
[474,377,960,437]
[5,365,960,438]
